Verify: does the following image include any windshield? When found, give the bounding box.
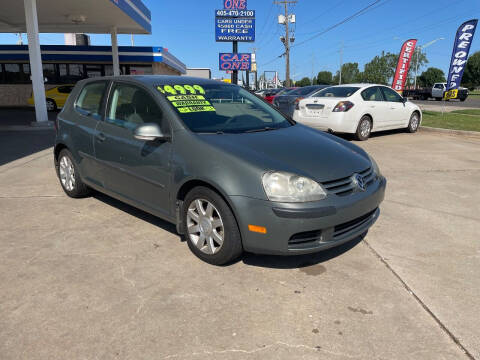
[287,86,319,96]
[157,83,293,134]
[313,86,360,98]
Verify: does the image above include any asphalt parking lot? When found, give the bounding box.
[1,129,479,359]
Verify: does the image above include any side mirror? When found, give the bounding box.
[134,123,169,141]
[402,97,408,103]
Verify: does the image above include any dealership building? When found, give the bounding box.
[0,44,186,107]
[0,0,188,123]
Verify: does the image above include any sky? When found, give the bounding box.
[1,0,479,82]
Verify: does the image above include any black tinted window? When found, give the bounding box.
[57,86,73,94]
[361,87,384,101]
[313,86,360,97]
[75,82,107,117]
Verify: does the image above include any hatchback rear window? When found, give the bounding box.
[313,87,360,98]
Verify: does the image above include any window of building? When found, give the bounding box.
[43,63,56,83]
[129,65,153,75]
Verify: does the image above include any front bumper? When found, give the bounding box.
[229,176,386,255]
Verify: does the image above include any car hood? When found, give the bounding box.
[197,124,371,182]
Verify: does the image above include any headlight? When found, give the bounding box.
[368,155,381,178]
[262,171,327,202]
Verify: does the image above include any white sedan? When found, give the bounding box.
[292,84,422,140]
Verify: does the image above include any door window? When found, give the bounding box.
[381,87,404,102]
[361,87,384,101]
[107,83,165,132]
[75,82,107,118]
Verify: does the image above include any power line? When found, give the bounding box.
[292,0,384,49]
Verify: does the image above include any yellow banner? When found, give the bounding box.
[444,89,458,100]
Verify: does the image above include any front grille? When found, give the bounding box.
[333,209,377,238]
[288,230,322,248]
[321,167,376,196]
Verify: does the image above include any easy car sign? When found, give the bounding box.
[223,0,247,9]
[215,18,255,42]
[219,53,252,71]
[445,19,478,100]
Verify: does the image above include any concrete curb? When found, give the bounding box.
[420,126,480,139]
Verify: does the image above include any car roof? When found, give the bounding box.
[78,75,227,88]
[327,83,388,88]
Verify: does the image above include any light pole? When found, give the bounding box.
[414,37,444,89]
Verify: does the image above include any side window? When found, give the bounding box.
[381,87,403,103]
[434,84,444,89]
[75,82,107,118]
[361,87,384,101]
[106,83,165,132]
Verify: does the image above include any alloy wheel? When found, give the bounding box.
[186,199,224,255]
[59,155,76,191]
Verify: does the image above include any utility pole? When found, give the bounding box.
[339,41,343,85]
[311,53,315,85]
[275,0,297,87]
[130,34,135,46]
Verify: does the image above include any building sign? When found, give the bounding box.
[223,0,247,9]
[445,19,478,99]
[216,9,255,18]
[215,18,255,42]
[392,39,417,93]
[219,53,252,71]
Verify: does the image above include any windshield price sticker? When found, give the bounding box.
[158,85,215,113]
[167,95,206,101]
[157,84,206,95]
[171,100,212,107]
[178,106,216,113]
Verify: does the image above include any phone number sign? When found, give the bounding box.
[215,18,255,42]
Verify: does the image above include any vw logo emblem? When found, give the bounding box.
[352,173,366,192]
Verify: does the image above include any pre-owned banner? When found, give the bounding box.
[392,39,417,93]
[444,19,478,99]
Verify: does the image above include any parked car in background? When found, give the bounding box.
[263,88,286,104]
[403,82,469,101]
[293,84,422,140]
[28,85,75,111]
[54,76,386,265]
[273,85,328,117]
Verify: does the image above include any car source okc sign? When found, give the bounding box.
[219,53,252,71]
[215,0,255,42]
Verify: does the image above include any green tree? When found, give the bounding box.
[316,71,333,85]
[462,51,480,90]
[333,62,361,84]
[417,67,446,87]
[295,77,312,87]
[361,49,428,86]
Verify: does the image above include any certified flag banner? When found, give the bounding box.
[444,19,478,100]
[392,39,417,94]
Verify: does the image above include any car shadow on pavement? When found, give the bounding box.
[91,191,365,269]
[242,235,365,269]
[335,128,408,142]
[92,191,178,234]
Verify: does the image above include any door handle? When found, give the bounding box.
[96,132,106,142]
[370,105,375,108]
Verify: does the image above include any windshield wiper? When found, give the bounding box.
[244,127,278,133]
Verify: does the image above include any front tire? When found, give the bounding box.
[57,149,90,198]
[183,187,243,265]
[407,112,420,133]
[355,116,372,141]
